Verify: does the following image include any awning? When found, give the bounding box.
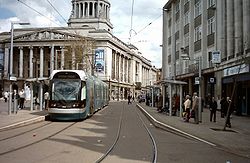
[161,79,187,85]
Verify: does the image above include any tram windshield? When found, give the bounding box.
[51,79,82,101]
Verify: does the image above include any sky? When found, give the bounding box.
[0,0,167,68]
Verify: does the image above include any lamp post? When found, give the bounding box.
[198,56,202,123]
[181,53,202,123]
[8,22,30,115]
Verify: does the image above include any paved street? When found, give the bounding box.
[0,100,250,162]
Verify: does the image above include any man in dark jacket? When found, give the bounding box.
[209,97,217,122]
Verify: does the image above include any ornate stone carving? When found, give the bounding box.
[14,30,76,41]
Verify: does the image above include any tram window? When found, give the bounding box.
[81,85,86,100]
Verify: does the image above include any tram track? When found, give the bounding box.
[95,102,158,163]
[0,122,77,156]
[0,122,52,142]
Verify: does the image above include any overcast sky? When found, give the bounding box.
[0,0,167,68]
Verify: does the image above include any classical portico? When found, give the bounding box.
[3,29,94,88]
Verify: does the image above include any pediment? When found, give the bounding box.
[12,29,80,42]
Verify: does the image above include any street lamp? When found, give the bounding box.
[181,53,202,123]
[8,22,30,115]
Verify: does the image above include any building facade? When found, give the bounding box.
[0,0,158,104]
[162,0,250,115]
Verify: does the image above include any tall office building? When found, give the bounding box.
[162,0,250,115]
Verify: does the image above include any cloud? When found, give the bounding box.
[0,0,165,68]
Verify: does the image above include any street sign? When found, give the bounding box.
[212,51,221,64]
[9,76,17,81]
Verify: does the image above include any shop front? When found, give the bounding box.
[222,64,250,115]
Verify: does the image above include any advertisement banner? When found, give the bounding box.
[95,49,104,73]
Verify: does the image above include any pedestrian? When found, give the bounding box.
[128,95,132,104]
[157,93,163,112]
[220,96,227,118]
[183,95,191,122]
[209,97,217,122]
[225,97,234,128]
[19,89,25,109]
[4,91,9,102]
[192,92,199,124]
[44,91,49,110]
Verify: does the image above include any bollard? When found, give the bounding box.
[13,95,17,114]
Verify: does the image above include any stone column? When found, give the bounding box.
[19,47,24,78]
[234,0,243,56]
[226,0,235,59]
[217,0,226,60]
[92,2,95,17]
[83,2,86,17]
[74,1,76,18]
[107,6,110,20]
[79,3,83,18]
[122,56,125,82]
[4,47,9,77]
[60,47,65,70]
[127,58,129,83]
[243,0,250,53]
[87,2,89,17]
[118,54,121,82]
[72,47,76,70]
[29,47,33,78]
[39,47,44,78]
[50,45,54,72]
[114,52,116,80]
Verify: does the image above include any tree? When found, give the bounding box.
[223,45,250,130]
[63,35,96,75]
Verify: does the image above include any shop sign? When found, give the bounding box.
[209,77,216,84]
[223,64,249,77]
[195,77,200,85]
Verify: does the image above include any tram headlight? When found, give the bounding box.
[72,103,80,108]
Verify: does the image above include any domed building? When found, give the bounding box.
[0,0,159,107]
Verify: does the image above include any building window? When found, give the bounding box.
[184,60,189,73]
[184,33,189,47]
[0,50,4,72]
[208,0,215,8]
[184,0,189,4]
[175,20,180,33]
[194,0,202,17]
[169,66,172,77]
[168,18,171,27]
[194,25,202,41]
[175,2,180,14]
[184,11,190,25]
[168,54,171,63]
[207,17,215,35]
[168,27,171,36]
[176,40,180,52]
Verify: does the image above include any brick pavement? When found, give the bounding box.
[137,103,250,159]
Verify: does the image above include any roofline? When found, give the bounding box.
[163,0,176,10]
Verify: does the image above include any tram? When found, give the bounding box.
[48,70,109,120]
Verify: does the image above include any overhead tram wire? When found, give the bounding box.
[17,0,79,34]
[46,0,68,24]
[17,0,62,27]
[134,14,162,37]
